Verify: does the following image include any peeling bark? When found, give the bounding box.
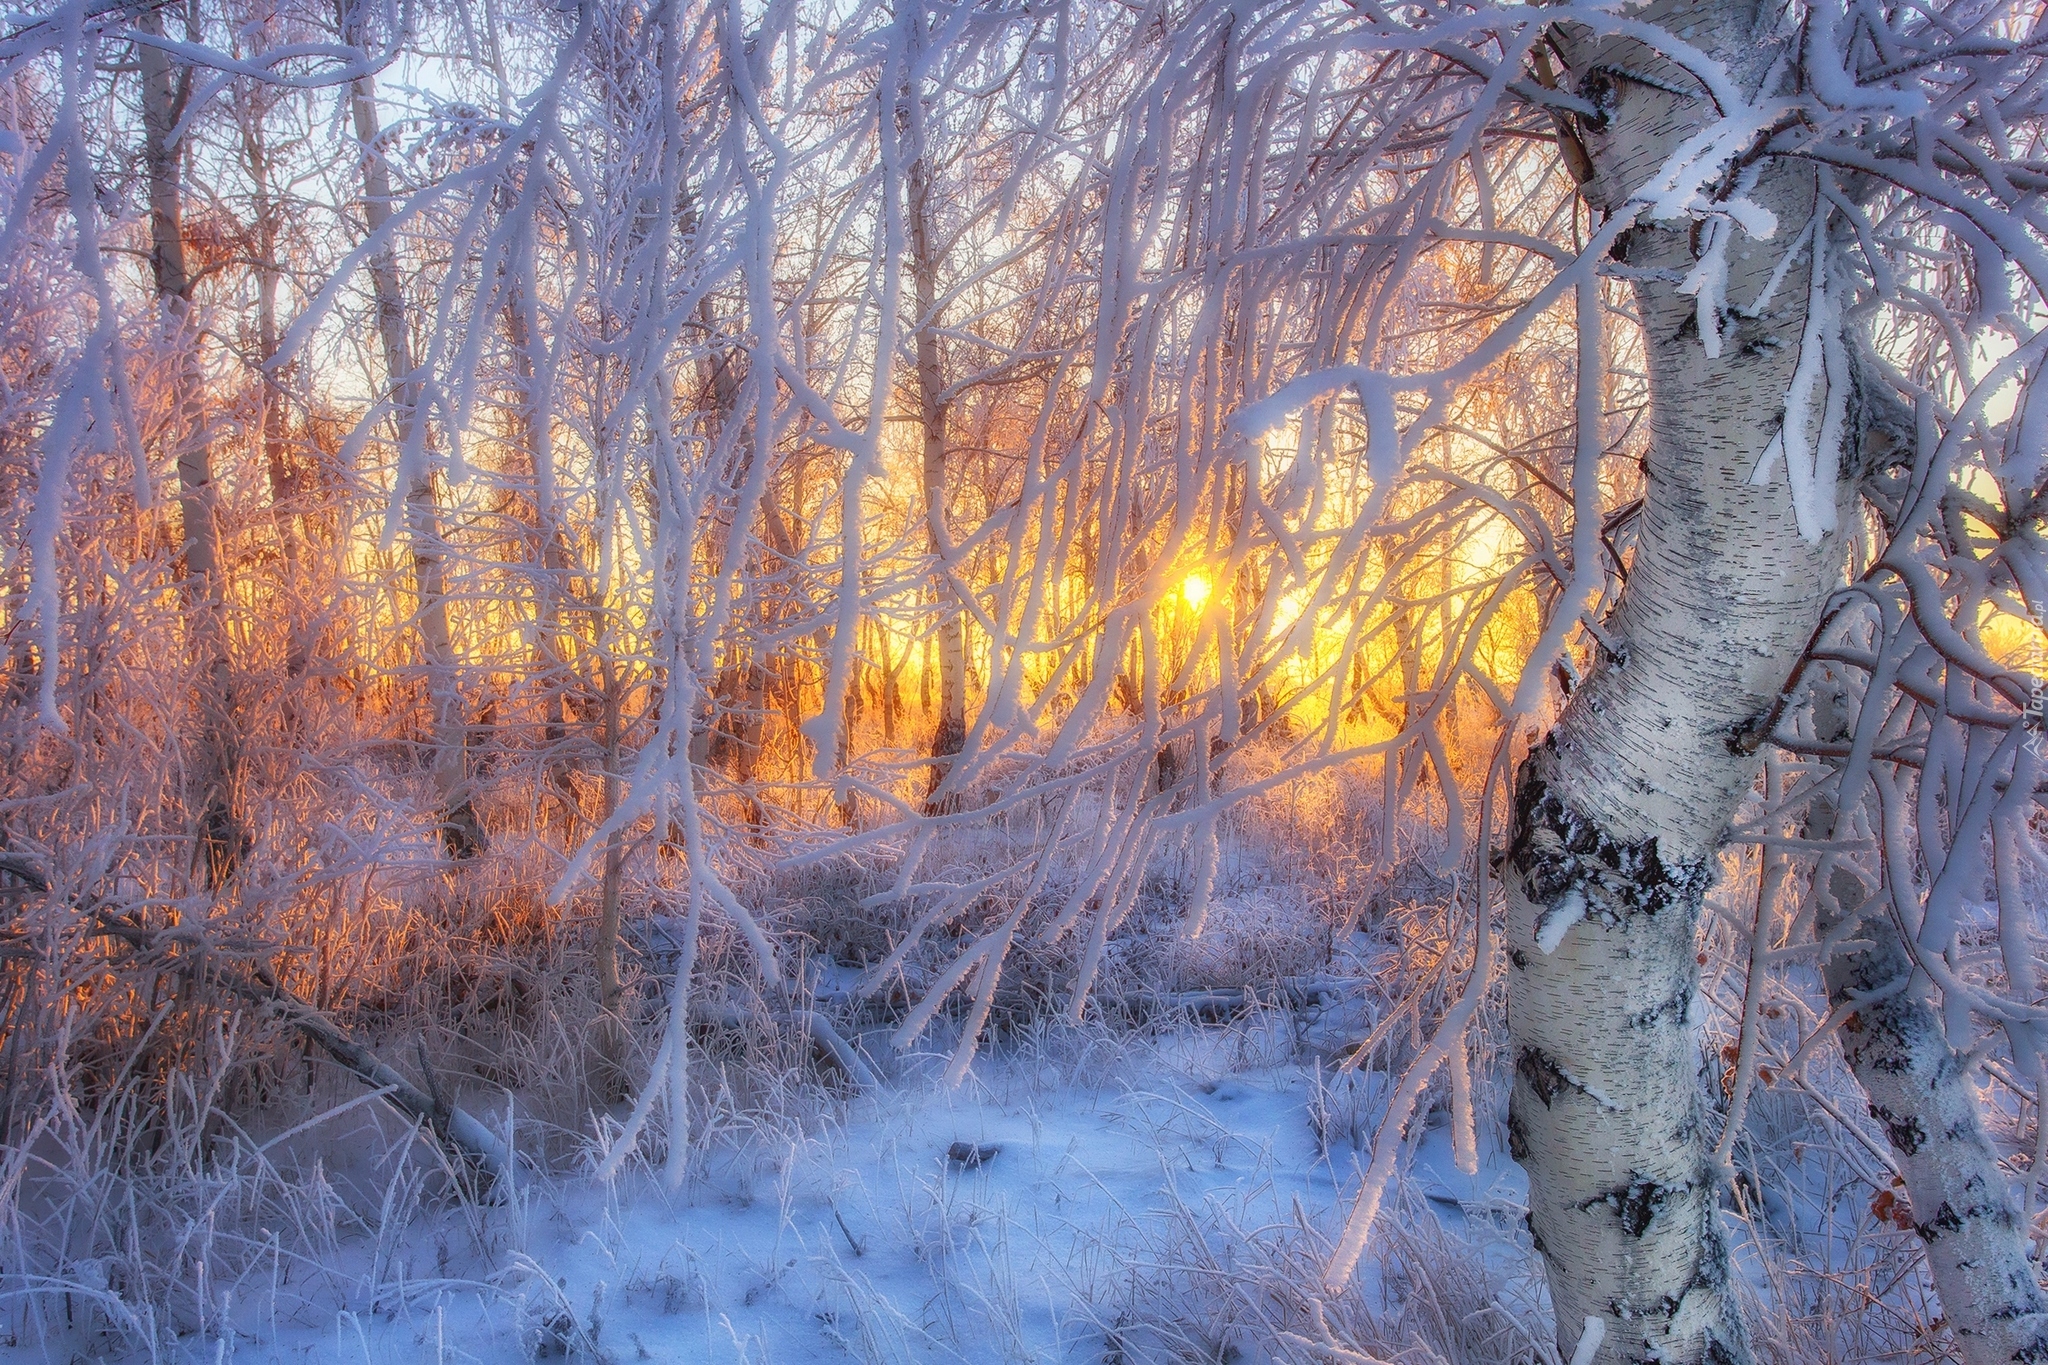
[1508,749,1746,1365]
[1510,3,1860,1359]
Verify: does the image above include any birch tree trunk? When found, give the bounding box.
[140,6,242,887]
[1505,5,1856,1360]
[345,30,486,858]
[1815,857,2048,1363]
[1801,678,2048,1365]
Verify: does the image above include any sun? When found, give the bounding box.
[1181,573,1212,611]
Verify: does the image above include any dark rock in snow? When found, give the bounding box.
[946,1141,1000,1168]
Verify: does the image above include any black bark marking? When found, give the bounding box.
[1583,1172,1687,1238]
[1690,1211,1734,1290]
[1593,1219,1745,1360]
[1575,66,1619,133]
[1516,1047,1575,1108]
[2012,1335,2048,1365]
[1627,984,1692,1030]
[1738,331,1786,358]
[1916,1201,1965,1241]
[1703,1335,1745,1365]
[1510,746,1711,933]
[1607,1292,1682,1322]
[1723,708,1775,756]
[1868,1103,1926,1155]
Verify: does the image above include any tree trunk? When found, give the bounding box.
[1801,664,2048,1365]
[682,216,762,811]
[907,119,967,812]
[345,29,485,858]
[140,6,241,887]
[501,279,583,839]
[1816,856,2048,1364]
[589,652,630,1096]
[1507,8,1854,1360]
[238,98,313,703]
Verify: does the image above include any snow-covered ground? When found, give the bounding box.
[4,1019,1542,1365]
[0,817,1939,1365]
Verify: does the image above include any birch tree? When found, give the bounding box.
[1498,2,2044,1357]
[818,2,2045,1361]
[7,0,2042,1357]
[1486,8,1850,1358]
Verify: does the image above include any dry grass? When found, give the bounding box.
[0,745,1971,1363]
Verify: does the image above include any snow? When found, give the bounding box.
[1566,1315,1605,1365]
[2,1027,1535,1365]
[1747,232,1845,545]
[1533,889,1588,955]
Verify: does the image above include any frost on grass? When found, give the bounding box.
[0,0,2040,1356]
[0,788,1988,1365]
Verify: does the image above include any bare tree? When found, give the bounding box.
[6,0,2042,1359]
[227,6,319,700]
[341,0,487,858]
[901,17,968,807]
[138,1,242,885]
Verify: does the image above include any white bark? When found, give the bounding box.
[1509,5,1858,1360]
[1818,859,2048,1365]
[1803,666,2048,1365]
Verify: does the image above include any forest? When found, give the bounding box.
[0,0,2043,1359]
